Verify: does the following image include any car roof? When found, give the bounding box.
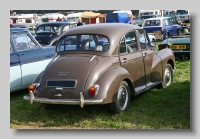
[10,28,28,32]
[38,22,74,26]
[62,23,142,38]
[144,17,170,20]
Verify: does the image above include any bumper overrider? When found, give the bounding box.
[23,92,103,108]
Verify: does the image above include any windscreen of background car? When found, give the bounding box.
[36,26,58,33]
[57,34,110,52]
[176,10,189,15]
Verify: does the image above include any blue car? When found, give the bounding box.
[10,28,56,92]
[106,13,131,23]
[142,17,181,40]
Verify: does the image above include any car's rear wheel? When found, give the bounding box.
[110,81,130,113]
[158,64,173,88]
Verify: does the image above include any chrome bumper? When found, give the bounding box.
[23,92,103,108]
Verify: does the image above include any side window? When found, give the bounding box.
[167,19,173,25]
[58,35,77,51]
[82,35,97,51]
[138,29,148,49]
[162,20,166,26]
[12,33,38,51]
[164,19,169,25]
[45,26,54,33]
[36,26,44,33]
[26,34,38,49]
[124,31,138,53]
[119,37,127,54]
[62,25,70,33]
[96,35,110,51]
[53,26,59,33]
[12,33,29,51]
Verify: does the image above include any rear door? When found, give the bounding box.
[137,29,156,87]
[119,30,146,93]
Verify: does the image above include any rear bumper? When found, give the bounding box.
[23,92,104,108]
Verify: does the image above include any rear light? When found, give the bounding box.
[160,27,162,32]
[48,18,49,22]
[188,15,190,19]
[89,84,99,97]
[28,83,40,93]
[159,45,167,50]
[28,84,35,93]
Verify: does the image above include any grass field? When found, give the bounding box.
[10,60,190,129]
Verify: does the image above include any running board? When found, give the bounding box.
[136,82,162,95]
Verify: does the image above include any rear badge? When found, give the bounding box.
[58,72,69,75]
[56,87,63,91]
[55,94,62,97]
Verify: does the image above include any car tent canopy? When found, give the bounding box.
[81,12,105,18]
[80,12,106,24]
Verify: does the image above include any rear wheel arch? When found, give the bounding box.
[123,78,135,96]
[167,59,174,69]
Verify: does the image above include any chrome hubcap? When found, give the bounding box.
[117,86,128,110]
[164,67,171,86]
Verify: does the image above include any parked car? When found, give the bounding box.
[23,23,175,113]
[175,10,190,23]
[130,15,161,26]
[106,13,131,23]
[12,23,37,37]
[142,17,181,40]
[34,22,77,46]
[158,35,190,59]
[10,28,56,92]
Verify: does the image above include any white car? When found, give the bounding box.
[131,15,161,26]
[175,10,190,23]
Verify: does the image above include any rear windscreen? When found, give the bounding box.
[106,13,118,19]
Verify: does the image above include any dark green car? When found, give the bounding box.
[158,35,190,60]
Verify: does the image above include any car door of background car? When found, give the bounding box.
[10,37,22,91]
[35,25,57,45]
[137,29,155,88]
[11,32,52,87]
[119,30,146,93]
[163,18,176,37]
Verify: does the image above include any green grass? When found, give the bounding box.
[10,60,190,129]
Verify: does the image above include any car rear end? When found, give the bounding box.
[175,10,190,23]
[158,37,190,59]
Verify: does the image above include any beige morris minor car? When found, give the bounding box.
[23,23,175,113]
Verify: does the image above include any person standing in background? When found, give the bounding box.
[77,18,83,26]
[10,19,14,28]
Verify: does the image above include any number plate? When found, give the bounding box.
[170,45,186,49]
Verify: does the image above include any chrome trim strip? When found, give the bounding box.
[54,55,60,61]
[23,95,103,105]
[90,55,96,62]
